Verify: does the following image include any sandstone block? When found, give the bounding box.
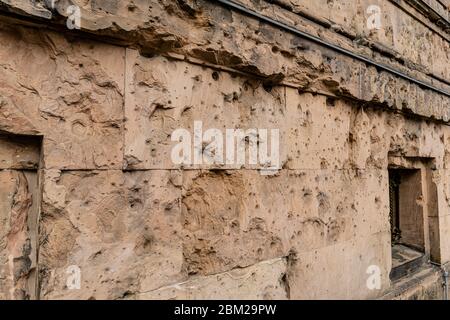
[39,170,183,300]
[139,258,288,300]
[0,23,124,170]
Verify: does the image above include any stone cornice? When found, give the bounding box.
[403,0,450,31]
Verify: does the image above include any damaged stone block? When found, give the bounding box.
[181,168,389,276]
[0,23,125,170]
[0,135,41,169]
[139,257,288,300]
[285,89,352,170]
[0,170,38,300]
[124,51,286,170]
[287,231,391,299]
[39,170,183,300]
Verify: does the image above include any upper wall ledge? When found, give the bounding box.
[406,0,450,27]
[0,0,450,122]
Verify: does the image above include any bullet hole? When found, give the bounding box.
[263,83,273,92]
[212,71,219,81]
[272,46,279,53]
[326,97,336,107]
[324,53,334,63]
[141,51,156,58]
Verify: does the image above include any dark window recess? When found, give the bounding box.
[389,171,401,244]
[388,169,427,281]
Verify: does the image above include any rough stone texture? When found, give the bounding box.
[0,0,449,300]
[139,258,288,300]
[381,265,446,300]
[39,170,183,300]
[271,0,450,80]
[0,21,124,170]
[0,170,37,299]
[290,232,391,299]
[0,0,448,119]
[0,0,51,19]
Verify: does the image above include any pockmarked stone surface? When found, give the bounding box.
[0,0,449,300]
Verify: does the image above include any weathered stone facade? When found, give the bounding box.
[0,0,449,300]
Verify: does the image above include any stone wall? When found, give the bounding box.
[0,0,449,299]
